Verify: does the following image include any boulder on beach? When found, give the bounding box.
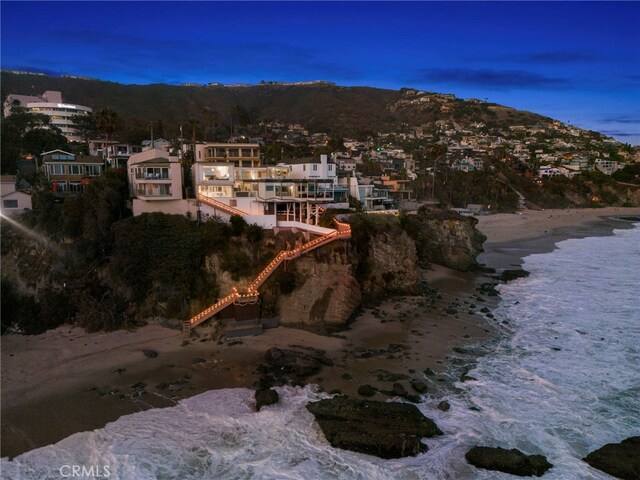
[261,346,333,385]
[465,446,553,477]
[255,388,279,411]
[357,384,377,397]
[583,436,640,480]
[411,380,428,393]
[306,397,442,459]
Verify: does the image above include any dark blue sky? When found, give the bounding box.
[2,1,639,144]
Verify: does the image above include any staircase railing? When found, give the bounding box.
[183,218,351,335]
[197,194,248,217]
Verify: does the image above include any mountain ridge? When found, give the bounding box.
[1,71,563,140]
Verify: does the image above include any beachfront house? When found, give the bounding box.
[192,149,341,227]
[128,148,187,216]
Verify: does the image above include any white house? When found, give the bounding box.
[0,175,32,215]
[595,159,623,175]
[128,149,188,216]
[538,165,563,178]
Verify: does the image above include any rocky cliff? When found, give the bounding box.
[275,242,361,332]
[2,210,486,335]
[257,211,485,332]
[402,209,486,271]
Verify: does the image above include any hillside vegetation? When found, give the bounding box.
[1,72,551,140]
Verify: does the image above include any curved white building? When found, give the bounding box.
[3,90,92,143]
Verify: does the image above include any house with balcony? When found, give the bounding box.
[376,175,413,202]
[538,165,563,178]
[89,141,144,169]
[189,142,262,167]
[192,149,341,227]
[594,159,623,175]
[40,149,103,196]
[128,148,187,216]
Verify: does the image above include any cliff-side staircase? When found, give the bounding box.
[182,218,351,336]
[197,194,249,217]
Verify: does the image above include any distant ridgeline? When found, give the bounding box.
[1,71,558,138]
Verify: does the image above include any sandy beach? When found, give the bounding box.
[2,206,639,459]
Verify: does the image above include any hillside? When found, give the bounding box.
[1,72,553,138]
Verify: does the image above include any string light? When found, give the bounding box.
[186,216,351,332]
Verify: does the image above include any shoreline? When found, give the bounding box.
[2,206,639,460]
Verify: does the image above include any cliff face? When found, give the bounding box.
[276,243,361,332]
[359,227,421,298]
[0,230,62,295]
[2,210,486,334]
[272,225,421,332]
[404,210,486,272]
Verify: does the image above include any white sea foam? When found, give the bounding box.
[429,224,640,479]
[2,225,638,479]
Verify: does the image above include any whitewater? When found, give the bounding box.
[3,224,638,479]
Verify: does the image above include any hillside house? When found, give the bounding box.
[0,175,32,215]
[128,148,186,216]
[41,150,103,195]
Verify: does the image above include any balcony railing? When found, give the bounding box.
[135,173,170,180]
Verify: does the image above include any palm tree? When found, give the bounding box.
[187,119,199,164]
[201,107,219,140]
[95,107,122,167]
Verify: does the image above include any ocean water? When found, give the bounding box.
[3,225,638,480]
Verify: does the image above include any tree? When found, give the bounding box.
[155,119,164,139]
[201,107,219,140]
[187,119,199,164]
[1,106,54,174]
[95,107,122,165]
[229,215,247,236]
[82,169,130,257]
[328,132,345,152]
[231,104,251,130]
[70,114,97,144]
[23,127,68,156]
[245,223,264,244]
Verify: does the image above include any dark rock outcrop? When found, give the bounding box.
[411,381,428,393]
[437,400,450,412]
[499,269,531,282]
[583,436,640,480]
[357,384,377,397]
[255,388,279,411]
[259,346,333,386]
[306,397,442,459]
[465,446,553,477]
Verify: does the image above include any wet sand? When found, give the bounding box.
[2,206,638,459]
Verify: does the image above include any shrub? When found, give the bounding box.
[230,215,247,236]
[220,250,251,280]
[245,223,264,244]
